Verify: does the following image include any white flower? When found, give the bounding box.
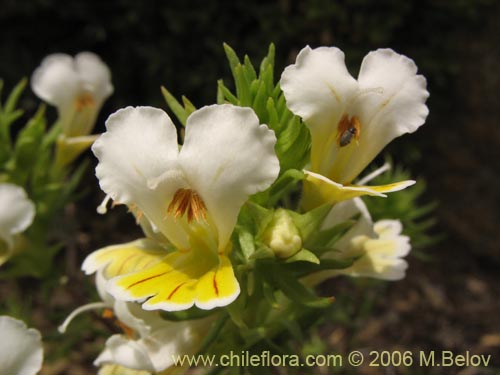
[31,52,113,138]
[0,316,43,375]
[305,198,411,284]
[60,271,211,374]
[280,46,429,209]
[83,104,279,311]
[95,301,211,373]
[0,183,35,266]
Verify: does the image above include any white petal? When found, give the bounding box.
[74,52,114,103]
[31,53,80,107]
[0,183,35,248]
[280,46,358,128]
[140,318,209,372]
[93,107,188,248]
[95,335,155,372]
[280,46,359,174]
[112,301,157,338]
[0,316,43,375]
[321,198,374,256]
[179,104,279,249]
[341,49,429,182]
[373,220,411,257]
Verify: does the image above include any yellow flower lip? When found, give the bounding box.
[167,188,207,223]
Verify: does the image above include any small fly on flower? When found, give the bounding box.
[337,114,361,147]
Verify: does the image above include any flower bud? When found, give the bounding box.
[263,208,302,258]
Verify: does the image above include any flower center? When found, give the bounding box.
[167,188,207,223]
[75,92,95,112]
[337,114,361,147]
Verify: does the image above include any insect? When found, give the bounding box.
[337,115,361,147]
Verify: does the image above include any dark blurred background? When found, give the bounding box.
[1,0,499,373]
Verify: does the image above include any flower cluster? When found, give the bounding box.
[0,43,429,374]
[61,44,428,373]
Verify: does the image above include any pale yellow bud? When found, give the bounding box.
[263,208,302,258]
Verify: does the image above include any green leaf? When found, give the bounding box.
[161,86,188,126]
[234,65,251,106]
[267,168,304,206]
[252,80,269,122]
[264,264,334,308]
[283,257,357,278]
[195,313,229,355]
[223,42,242,76]
[217,79,238,104]
[238,201,274,238]
[4,78,27,114]
[259,43,275,82]
[238,229,256,260]
[289,203,332,242]
[181,95,196,117]
[285,248,320,264]
[306,219,356,251]
[12,106,46,182]
[265,97,280,130]
[249,245,275,260]
[243,54,257,82]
